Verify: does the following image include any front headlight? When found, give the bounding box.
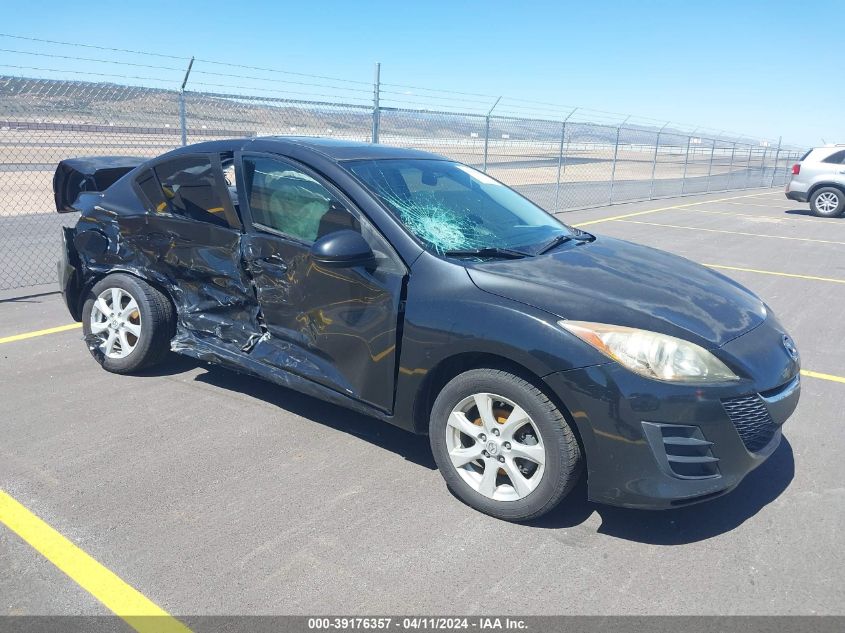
[558,320,739,383]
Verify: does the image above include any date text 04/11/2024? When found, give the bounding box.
[307,617,529,630]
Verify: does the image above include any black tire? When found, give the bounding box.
[810,187,845,217]
[429,368,582,521]
[81,273,175,374]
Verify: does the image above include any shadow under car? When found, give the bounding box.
[138,354,794,543]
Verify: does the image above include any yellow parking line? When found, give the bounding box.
[0,322,81,345]
[616,220,845,245]
[0,491,192,633]
[573,192,780,227]
[801,370,845,385]
[704,264,845,284]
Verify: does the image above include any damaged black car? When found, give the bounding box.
[56,137,800,521]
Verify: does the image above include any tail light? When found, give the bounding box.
[791,164,801,175]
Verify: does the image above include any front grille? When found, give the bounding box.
[721,394,778,453]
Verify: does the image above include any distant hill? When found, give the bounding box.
[0,76,633,143]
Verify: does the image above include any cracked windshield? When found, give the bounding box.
[347,159,574,256]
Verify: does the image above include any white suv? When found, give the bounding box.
[785,145,845,217]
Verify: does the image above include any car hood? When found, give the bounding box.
[466,236,766,348]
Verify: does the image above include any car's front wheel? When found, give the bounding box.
[82,273,175,373]
[429,368,582,521]
[810,187,845,217]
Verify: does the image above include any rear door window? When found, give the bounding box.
[136,169,167,213]
[136,155,240,229]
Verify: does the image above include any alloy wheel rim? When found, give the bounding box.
[445,392,546,501]
[817,192,839,212]
[90,287,142,359]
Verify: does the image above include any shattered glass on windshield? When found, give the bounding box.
[347,159,572,256]
[377,191,489,253]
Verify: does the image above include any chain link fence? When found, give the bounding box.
[0,75,803,291]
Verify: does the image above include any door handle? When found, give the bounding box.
[257,253,288,271]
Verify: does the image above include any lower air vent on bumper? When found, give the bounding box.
[721,394,778,453]
[642,422,720,479]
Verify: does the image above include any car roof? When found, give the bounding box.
[161,136,445,162]
[804,145,845,160]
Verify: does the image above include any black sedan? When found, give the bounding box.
[55,137,800,521]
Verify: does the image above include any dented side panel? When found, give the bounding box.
[77,210,262,350]
[171,331,390,421]
[69,188,404,418]
[63,139,416,428]
[243,231,404,412]
[128,215,259,348]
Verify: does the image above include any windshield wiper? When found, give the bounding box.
[536,230,595,255]
[572,229,596,242]
[535,234,573,255]
[443,247,529,259]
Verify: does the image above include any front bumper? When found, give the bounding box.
[543,318,800,509]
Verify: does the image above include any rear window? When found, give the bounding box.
[799,149,813,161]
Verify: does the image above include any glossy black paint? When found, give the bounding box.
[467,236,767,348]
[57,137,800,509]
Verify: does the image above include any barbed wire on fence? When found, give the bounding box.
[0,32,802,146]
[0,36,805,290]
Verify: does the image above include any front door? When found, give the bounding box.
[237,152,407,412]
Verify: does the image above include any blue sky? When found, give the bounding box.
[2,0,842,146]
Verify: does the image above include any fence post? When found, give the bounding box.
[483,117,490,172]
[179,56,194,147]
[770,136,782,187]
[608,116,629,204]
[554,107,577,211]
[727,142,736,190]
[482,96,501,173]
[705,138,717,192]
[680,135,693,195]
[179,94,187,147]
[371,62,381,144]
[744,145,754,188]
[554,121,566,212]
[648,121,669,200]
[759,145,768,187]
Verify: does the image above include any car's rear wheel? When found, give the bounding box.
[82,273,175,373]
[810,187,845,217]
[429,368,582,521]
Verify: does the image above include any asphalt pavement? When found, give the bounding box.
[1,187,843,619]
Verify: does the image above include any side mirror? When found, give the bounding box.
[310,230,376,268]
